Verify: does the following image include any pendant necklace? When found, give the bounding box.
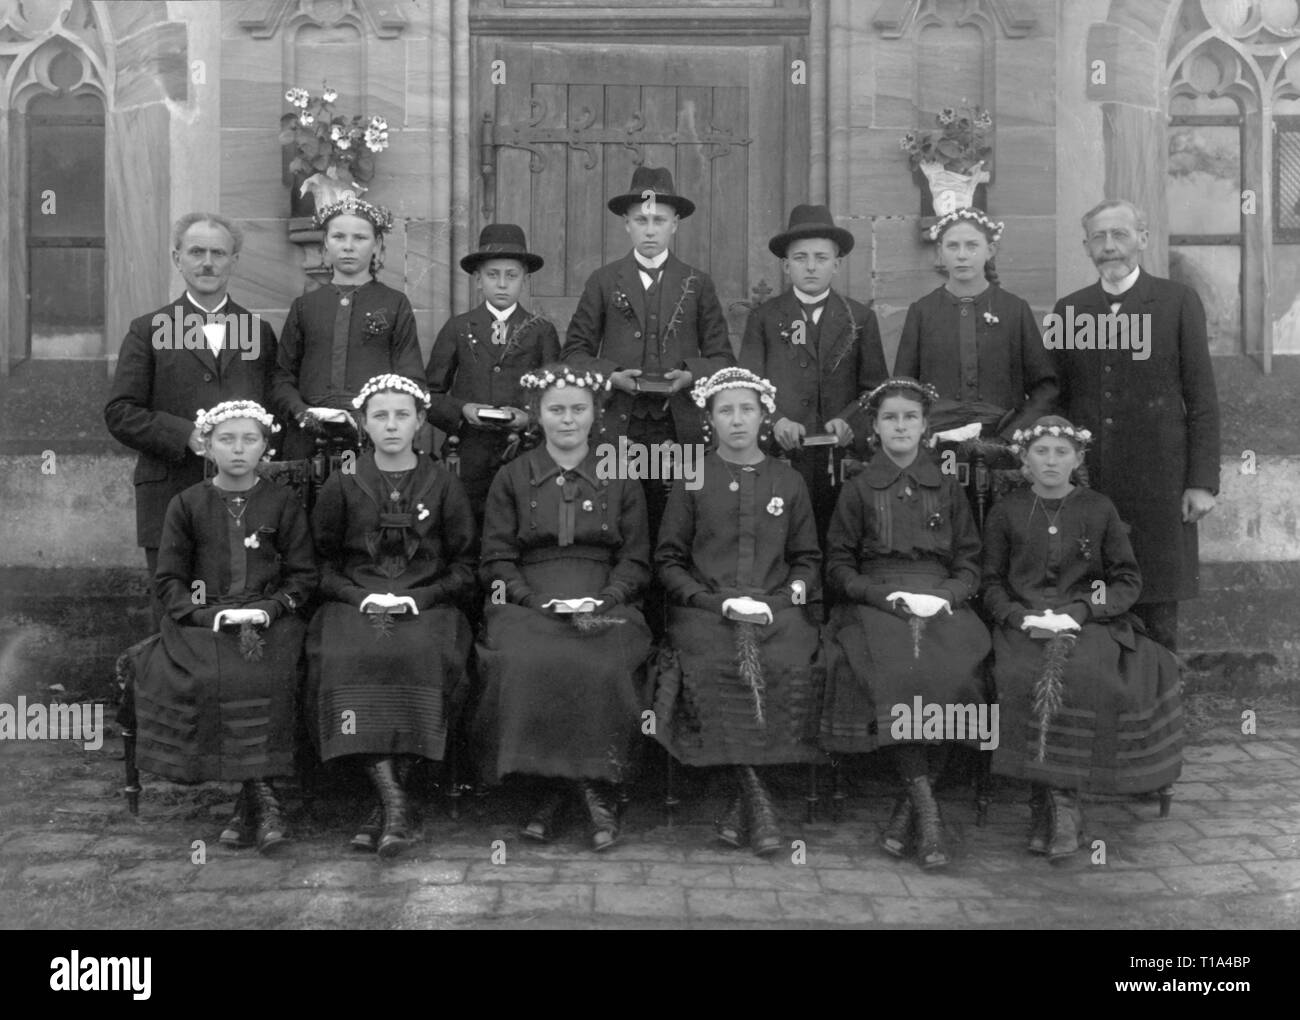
[720,459,752,492]
[331,283,361,307]
[1032,495,1065,535]
[378,469,409,502]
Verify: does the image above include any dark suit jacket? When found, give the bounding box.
[562,251,733,444]
[1052,269,1220,602]
[738,288,888,441]
[425,303,561,434]
[105,294,278,549]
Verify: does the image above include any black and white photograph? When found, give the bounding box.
[0,0,1295,958]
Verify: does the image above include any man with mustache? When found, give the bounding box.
[1050,199,1220,651]
[105,212,278,625]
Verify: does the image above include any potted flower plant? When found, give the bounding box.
[900,103,993,216]
[280,84,390,218]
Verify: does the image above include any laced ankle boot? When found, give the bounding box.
[715,779,746,849]
[249,780,289,855]
[350,799,384,853]
[1027,785,1051,855]
[739,766,781,857]
[521,783,567,843]
[879,789,914,859]
[1046,788,1085,859]
[577,780,619,852]
[367,757,413,859]
[906,775,948,869]
[219,783,256,849]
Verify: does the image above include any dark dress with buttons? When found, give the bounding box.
[305,453,477,762]
[894,284,1056,436]
[425,302,560,518]
[820,450,991,752]
[653,454,825,765]
[130,479,317,782]
[270,280,426,458]
[472,445,653,782]
[983,486,1183,793]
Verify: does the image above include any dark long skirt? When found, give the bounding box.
[471,557,652,783]
[131,617,305,782]
[305,602,471,762]
[820,567,991,753]
[653,605,824,766]
[990,619,1183,794]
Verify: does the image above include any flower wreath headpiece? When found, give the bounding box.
[927,207,1005,244]
[1009,418,1093,455]
[195,400,280,436]
[859,378,941,416]
[313,192,395,234]
[352,373,432,410]
[691,367,777,415]
[518,366,611,393]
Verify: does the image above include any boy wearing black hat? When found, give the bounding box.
[739,204,888,546]
[562,166,733,541]
[426,223,560,519]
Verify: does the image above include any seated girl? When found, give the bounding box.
[127,400,316,853]
[820,378,991,870]
[306,374,477,859]
[983,416,1183,859]
[472,363,652,852]
[653,367,823,856]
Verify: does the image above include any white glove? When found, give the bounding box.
[305,407,353,425]
[928,421,983,447]
[359,593,419,615]
[211,608,270,631]
[722,596,774,624]
[541,597,604,614]
[886,591,952,618]
[1021,609,1081,634]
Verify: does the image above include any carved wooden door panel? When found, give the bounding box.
[476,39,801,352]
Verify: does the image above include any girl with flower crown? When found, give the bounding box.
[471,362,652,852]
[894,209,1057,442]
[271,195,426,460]
[122,401,317,854]
[652,368,823,856]
[982,415,1183,859]
[305,374,477,859]
[820,378,991,869]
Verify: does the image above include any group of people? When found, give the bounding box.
[105,167,1220,870]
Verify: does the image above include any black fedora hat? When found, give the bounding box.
[460,223,545,274]
[607,166,695,219]
[768,204,854,258]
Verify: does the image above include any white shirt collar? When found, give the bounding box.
[1100,265,1141,296]
[634,250,669,270]
[187,292,229,315]
[794,288,831,304]
[486,302,517,322]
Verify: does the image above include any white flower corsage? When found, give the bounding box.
[983,311,999,325]
[244,535,260,549]
[417,503,430,521]
[767,497,784,517]
[582,499,594,512]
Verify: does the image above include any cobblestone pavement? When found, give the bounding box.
[1,706,1297,930]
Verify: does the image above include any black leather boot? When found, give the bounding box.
[520,783,567,843]
[1027,784,1051,855]
[249,780,288,855]
[219,783,256,849]
[350,800,383,853]
[879,790,914,859]
[739,766,781,857]
[577,780,619,852]
[715,789,746,849]
[1046,788,1085,859]
[366,757,413,859]
[906,775,948,869]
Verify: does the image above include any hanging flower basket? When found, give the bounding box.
[918,160,991,216]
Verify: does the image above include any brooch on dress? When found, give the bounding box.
[927,512,943,530]
[243,535,260,549]
[611,288,636,322]
[1077,536,1093,561]
[416,502,430,522]
[582,499,594,512]
[767,497,784,517]
[982,311,999,325]
[364,311,389,337]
